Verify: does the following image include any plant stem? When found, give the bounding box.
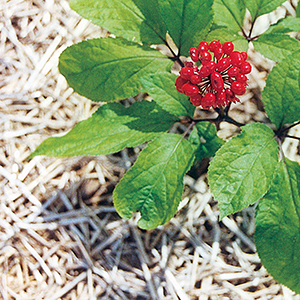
[283,134,300,142]
[281,121,300,134]
[190,108,244,128]
[223,115,244,127]
[180,120,196,141]
[275,135,286,163]
[248,14,258,41]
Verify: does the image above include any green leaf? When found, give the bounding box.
[140,72,195,118]
[255,158,300,294]
[113,133,195,229]
[213,0,246,33]
[69,0,213,56]
[262,50,300,128]
[189,122,225,162]
[59,37,172,102]
[29,101,179,158]
[297,2,300,18]
[157,0,213,56]
[265,16,300,34]
[253,33,300,62]
[245,0,286,20]
[205,28,249,52]
[208,123,278,219]
[70,0,166,45]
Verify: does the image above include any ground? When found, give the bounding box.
[1,0,300,299]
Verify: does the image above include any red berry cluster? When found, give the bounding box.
[175,40,251,109]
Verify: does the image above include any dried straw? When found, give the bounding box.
[1,0,300,299]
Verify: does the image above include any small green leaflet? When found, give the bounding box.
[113,133,195,229]
[244,0,286,21]
[189,122,224,162]
[253,33,300,62]
[262,50,300,129]
[297,2,300,18]
[208,123,278,219]
[265,16,300,34]
[213,0,246,33]
[59,37,172,102]
[139,72,195,118]
[69,0,213,57]
[255,159,300,294]
[29,101,179,158]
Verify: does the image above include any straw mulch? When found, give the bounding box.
[1,0,300,299]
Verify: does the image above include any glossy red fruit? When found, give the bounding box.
[231,81,246,95]
[208,40,222,52]
[182,83,199,97]
[189,47,199,62]
[241,51,248,61]
[190,74,202,85]
[198,41,209,52]
[202,92,215,109]
[211,71,224,92]
[190,94,202,106]
[222,41,234,55]
[179,67,194,80]
[216,57,231,72]
[214,47,224,60]
[236,73,248,84]
[225,88,235,102]
[215,90,226,106]
[227,66,239,77]
[193,65,199,72]
[175,76,188,93]
[239,61,252,74]
[230,51,243,67]
[200,51,212,63]
[199,61,216,77]
[184,61,194,68]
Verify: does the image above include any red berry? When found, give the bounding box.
[230,51,243,67]
[227,66,239,77]
[222,41,234,55]
[216,57,231,72]
[189,47,199,62]
[182,83,200,97]
[225,88,235,102]
[211,71,224,92]
[193,66,199,72]
[184,61,194,68]
[215,90,226,106]
[200,51,212,63]
[214,47,224,60]
[239,61,252,74]
[190,74,202,85]
[202,92,215,109]
[231,81,246,95]
[179,67,194,80]
[175,76,188,93]
[199,61,216,77]
[241,51,248,61]
[236,73,248,83]
[190,94,202,106]
[208,40,222,52]
[198,41,209,52]
[233,97,240,103]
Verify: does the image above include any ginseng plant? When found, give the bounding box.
[30,0,300,294]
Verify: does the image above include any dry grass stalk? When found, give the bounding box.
[1,0,300,299]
